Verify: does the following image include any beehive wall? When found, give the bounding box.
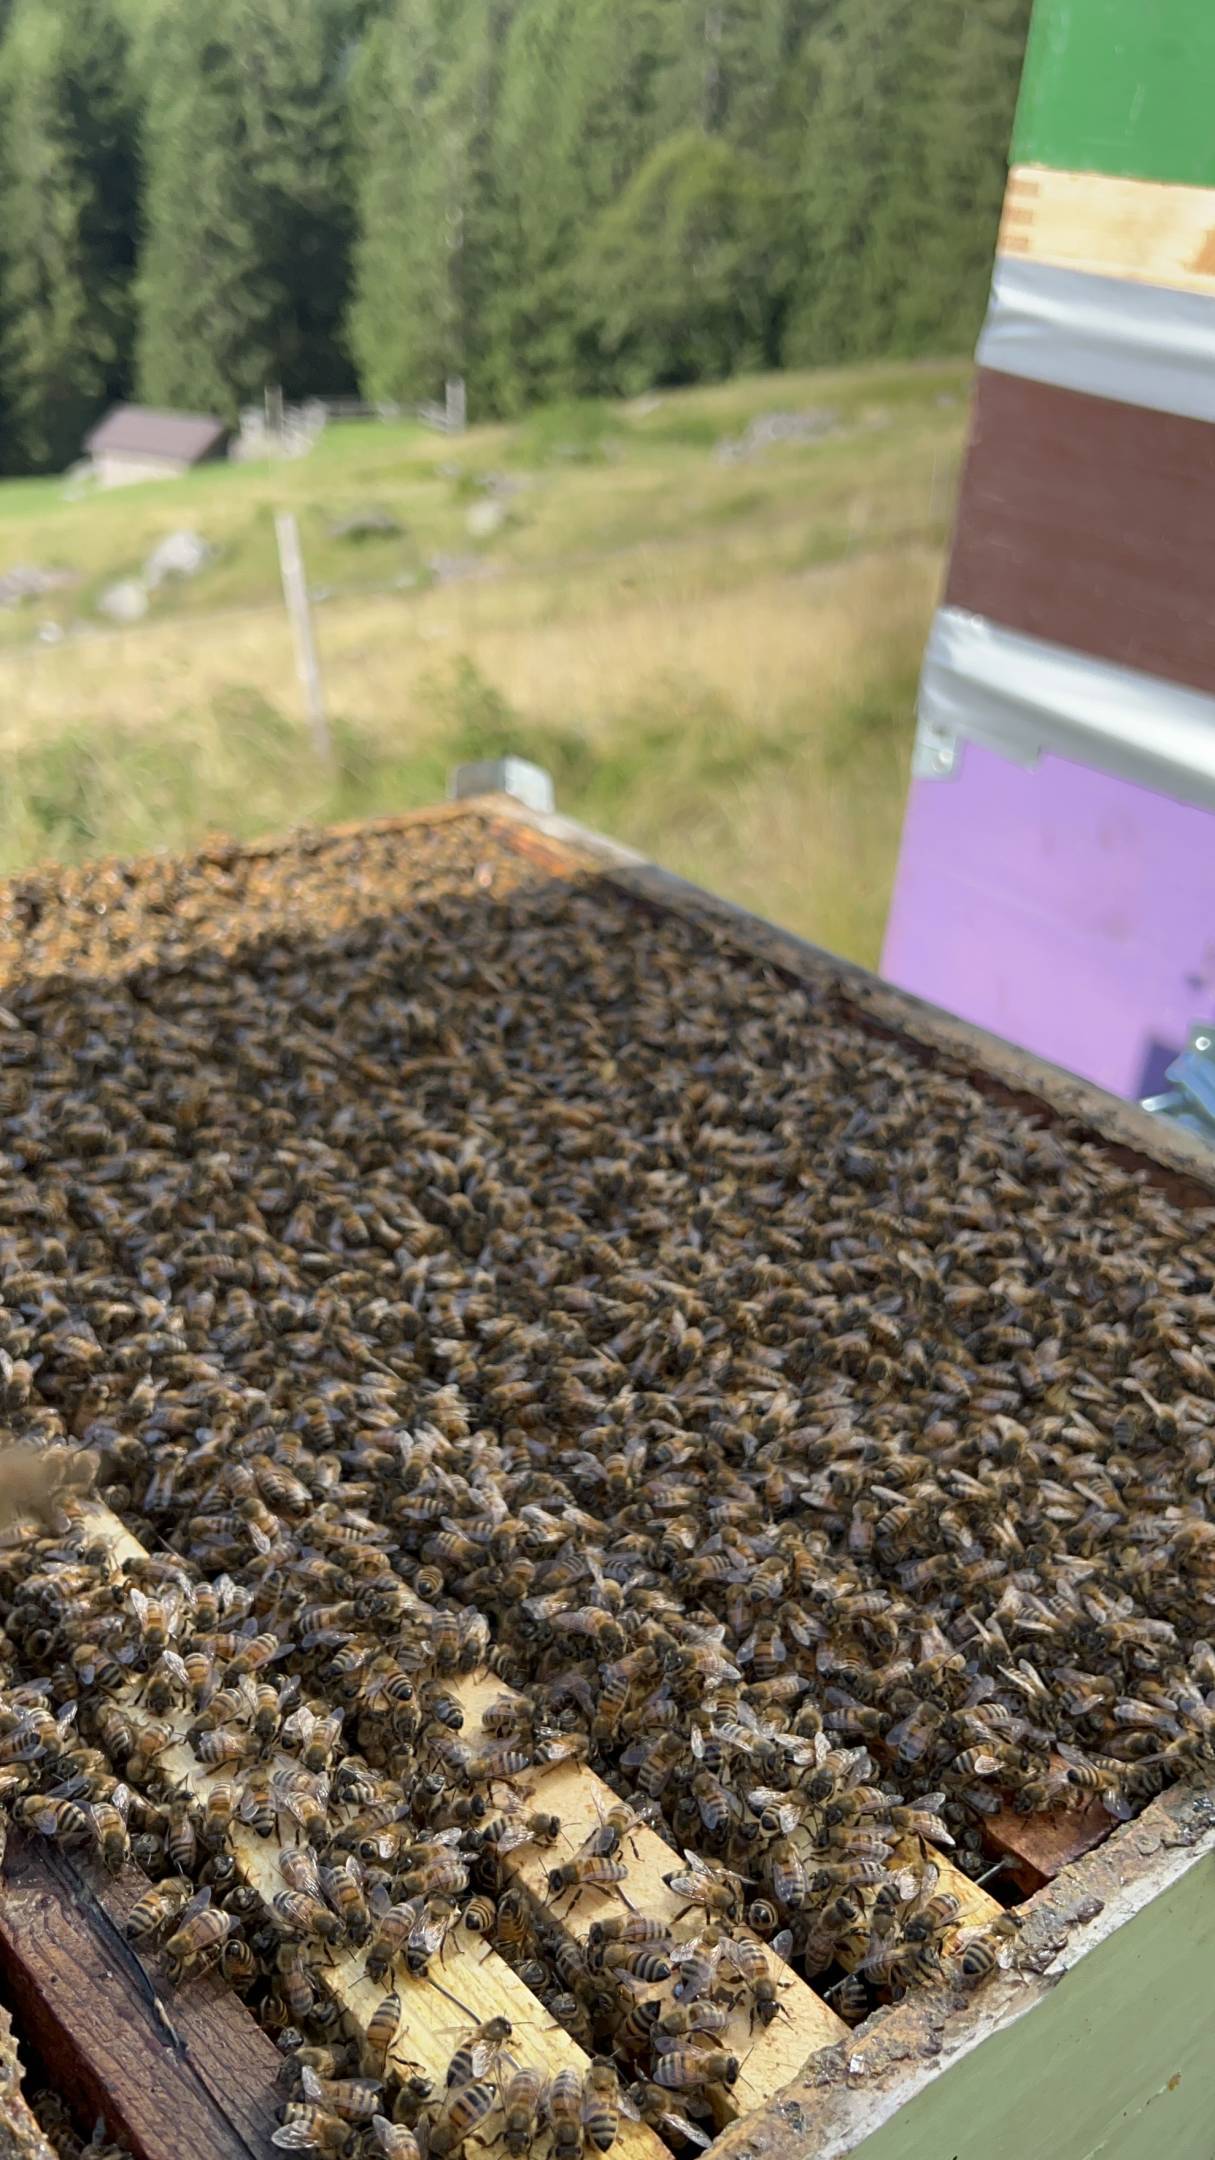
[882,0,1215,1099]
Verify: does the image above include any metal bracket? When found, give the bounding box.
[449,757,556,814]
[911,709,960,781]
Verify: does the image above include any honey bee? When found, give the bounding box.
[627,2083,712,2151]
[653,2050,740,2093]
[502,2065,545,2158]
[406,1895,459,1976]
[598,1940,672,1983]
[271,2110,352,2155]
[670,1928,724,2002]
[425,2077,497,2158]
[163,1886,235,1982]
[202,1780,238,1849]
[90,1781,131,1873]
[546,1856,632,1913]
[721,1930,791,2027]
[272,1769,331,1848]
[13,1793,93,1849]
[543,2071,583,2160]
[321,1855,372,1945]
[126,1876,192,1943]
[219,1936,258,1991]
[299,2066,383,2125]
[369,2123,421,2160]
[664,1851,745,1923]
[444,2017,511,2088]
[655,2001,731,2040]
[581,2062,627,2155]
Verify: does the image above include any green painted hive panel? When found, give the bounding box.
[1012,0,1215,188]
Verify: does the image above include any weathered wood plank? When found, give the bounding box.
[982,1791,1112,1895]
[0,1830,281,2160]
[454,1673,849,2118]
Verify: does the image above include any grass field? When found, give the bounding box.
[0,359,969,966]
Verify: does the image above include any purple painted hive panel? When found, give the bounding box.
[881,739,1215,1100]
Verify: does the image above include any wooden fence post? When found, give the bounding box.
[274,510,332,762]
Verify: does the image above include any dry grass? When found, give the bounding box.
[0,359,967,965]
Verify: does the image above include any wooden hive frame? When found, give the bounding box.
[0,797,1213,2160]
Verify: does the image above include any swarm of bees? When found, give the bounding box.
[0,817,1212,2156]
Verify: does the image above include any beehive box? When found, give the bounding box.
[0,797,1211,2160]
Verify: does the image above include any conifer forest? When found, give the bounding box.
[0,0,1031,474]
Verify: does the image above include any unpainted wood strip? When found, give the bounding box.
[73,1508,666,2160]
[1000,164,1215,296]
[455,1672,849,2117]
[0,1828,281,2160]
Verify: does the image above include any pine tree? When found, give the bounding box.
[0,0,136,474]
[581,128,780,392]
[890,0,1032,352]
[138,0,356,420]
[484,0,668,408]
[239,0,356,395]
[349,0,510,413]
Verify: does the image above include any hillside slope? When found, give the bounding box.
[0,360,969,963]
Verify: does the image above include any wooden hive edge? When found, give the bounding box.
[72,1505,667,2160]
[0,1827,283,2160]
[706,1777,1215,2160]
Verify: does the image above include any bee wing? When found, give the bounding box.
[47,1775,90,1801]
[55,1702,79,1732]
[668,1938,707,1968]
[910,1812,955,1848]
[488,1823,532,1855]
[179,1885,213,1924]
[111,1782,131,1821]
[910,1862,940,1909]
[271,2127,327,2151]
[916,1792,948,1814]
[663,1873,698,1899]
[129,1587,151,1625]
[1055,1743,1092,1772]
[410,1908,449,1958]
[689,1728,705,1762]
[300,2067,323,2102]
[658,2112,711,2149]
[770,1930,794,1963]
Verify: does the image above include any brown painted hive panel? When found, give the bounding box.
[945,368,1215,696]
